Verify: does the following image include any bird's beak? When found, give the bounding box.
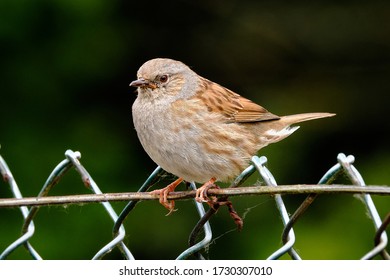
[129,78,157,89]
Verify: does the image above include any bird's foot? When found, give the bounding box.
[150,177,183,215]
[195,177,217,203]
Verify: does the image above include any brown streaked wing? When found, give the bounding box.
[197,77,280,123]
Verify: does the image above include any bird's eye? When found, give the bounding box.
[159,74,169,83]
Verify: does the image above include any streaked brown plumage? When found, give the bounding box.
[130,58,334,214]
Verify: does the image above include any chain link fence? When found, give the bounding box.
[0,149,389,260]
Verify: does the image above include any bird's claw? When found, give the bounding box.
[150,188,177,215]
[195,177,217,203]
[150,177,183,215]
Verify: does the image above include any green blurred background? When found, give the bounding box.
[0,0,389,259]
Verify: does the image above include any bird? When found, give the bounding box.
[130,58,335,215]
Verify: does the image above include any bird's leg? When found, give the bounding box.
[195,177,217,203]
[150,177,183,215]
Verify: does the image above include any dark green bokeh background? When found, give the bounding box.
[1,0,389,259]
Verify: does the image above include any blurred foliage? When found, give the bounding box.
[0,0,389,259]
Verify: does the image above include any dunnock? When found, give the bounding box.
[130,58,334,214]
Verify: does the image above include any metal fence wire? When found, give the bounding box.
[0,149,389,260]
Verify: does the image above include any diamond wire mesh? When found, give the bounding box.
[0,149,389,260]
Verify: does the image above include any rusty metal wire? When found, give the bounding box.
[0,149,389,259]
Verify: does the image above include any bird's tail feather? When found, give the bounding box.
[280,112,335,125]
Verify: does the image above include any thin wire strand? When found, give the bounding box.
[176,182,212,260]
[251,156,301,260]
[281,155,346,250]
[0,155,41,260]
[112,166,167,236]
[374,213,390,259]
[0,185,389,208]
[337,153,389,260]
[63,150,133,260]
